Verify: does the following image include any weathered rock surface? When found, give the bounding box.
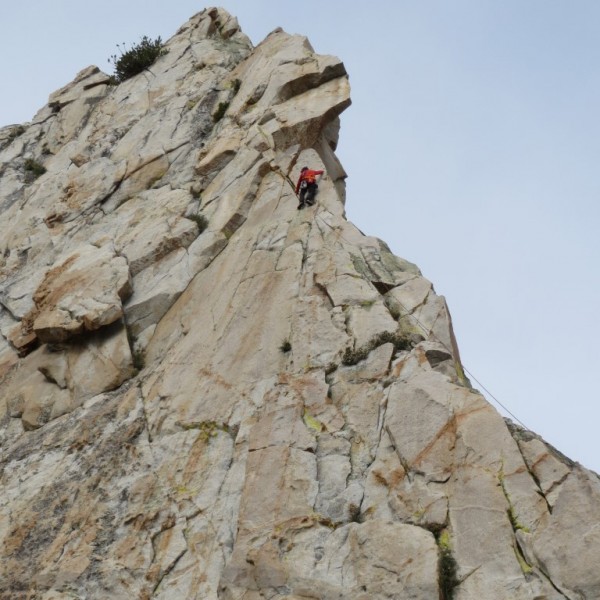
[1,7,599,600]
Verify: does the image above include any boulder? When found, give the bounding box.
[24,243,131,343]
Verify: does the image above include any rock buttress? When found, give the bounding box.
[1,7,599,600]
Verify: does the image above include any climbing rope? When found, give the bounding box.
[265,149,531,430]
[392,299,531,431]
[308,202,531,431]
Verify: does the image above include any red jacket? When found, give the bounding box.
[295,169,324,194]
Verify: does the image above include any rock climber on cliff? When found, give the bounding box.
[295,166,324,210]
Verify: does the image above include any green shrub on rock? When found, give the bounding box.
[24,158,46,182]
[188,213,208,234]
[437,530,460,599]
[108,36,168,83]
[9,125,26,140]
[342,331,412,366]
[213,101,230,122]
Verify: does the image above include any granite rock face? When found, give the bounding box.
[1,7,599,600]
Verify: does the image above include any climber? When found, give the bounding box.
[295,166,324,210]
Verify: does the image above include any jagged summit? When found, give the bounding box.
[1,8,599,599]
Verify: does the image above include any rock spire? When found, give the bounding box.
[1,7,599,599]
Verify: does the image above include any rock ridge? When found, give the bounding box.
[1,7,599,600]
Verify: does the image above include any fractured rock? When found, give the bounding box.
[23,243,132,344]
[0,7,598,600]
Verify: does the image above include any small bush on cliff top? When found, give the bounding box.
[108,36,168,83]
[342,331,412,366]
[9,125,26,140]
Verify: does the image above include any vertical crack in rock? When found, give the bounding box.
[504,418,578,512]
[152,547,188,595]
[376,384,391,442]
[149,517,189,595]
[385,427,415,482]
[535,567,574,600]
[137,382,154,443]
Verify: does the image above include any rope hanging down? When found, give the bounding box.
[308,203,531,432]
[395,302,531,431]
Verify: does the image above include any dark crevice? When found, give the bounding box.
[82,78,113,91]
[136,382,156,445]
[435,530,460,600]
[542,471,571,499]
[299,221,314,270]
[275,62,346,104]
[151,547,188,594]
[49,101,69,114]
[98,175,126,208]
[512,538,534,579]
[314,282,335,308]
[38,367,67,390]
[372,281,395,295]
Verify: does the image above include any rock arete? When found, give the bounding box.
[1,7,599,600]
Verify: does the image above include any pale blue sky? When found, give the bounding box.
[2,1,599,473]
